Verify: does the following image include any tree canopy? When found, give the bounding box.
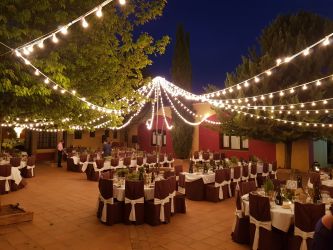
[0,0,169,128]
[208,12,333,167]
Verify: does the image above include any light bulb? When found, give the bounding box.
[44,78,49,84]
[284,57,292,63]
[302,85,308,90]
[290,88,295,94]
[119,0,126,5]
[323,37,330,46]
[28,46,34,52]
[276,58,282,65]
[24,59,30,65]
[34,69,40,76]
[53,85,58,90]
[303,48,310,56]
[38,40,44,48]
[244,81,249,87]
[81,18,88,28]
[254,77,260,83]
[72,90,76,95]
[23,48,30,55]
[52,34,59,43]
[60,26,68,35]
[266,70,272,76]
[96,7,103,17]
[269,93,273,99]
[316,80,322,86]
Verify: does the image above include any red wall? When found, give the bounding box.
[138,116,174,154]
[199,115,276,162]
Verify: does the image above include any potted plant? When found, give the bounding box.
[230,156,239,168]
[263,178,275,200]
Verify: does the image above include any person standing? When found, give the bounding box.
[103,140,111,157]
[57,140,64,168]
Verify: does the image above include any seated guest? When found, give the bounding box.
[102,140,112,157]
[312,214,333,250]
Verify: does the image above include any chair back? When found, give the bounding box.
[242,164,249,177]
[240,181,257,196]
[100,170,114,180]
[27,155,35,166]
[272,161,277,171]
[96,159,104,169]
[123,157,131,167]
[163,171,175,179]
[294,202,325,232]
[263,163,269,174]
[80,154,88,162]
[249,193,271,221]
[213,152,220,161]
[167,176,177,193]
[147,155,157,164]
[179,173,185,188]
[233,166,241,179]
[0,164,11,177]
[137,157,144,166]
[202,152,210,161]
[125,180,144,200]
[10,157,21,167]
[174,165,183,176]
[111,158,119,167]
[167,154,173,162]
[215,169,224,184]
[193,151,199,159]
[158,154,165,163]
[250,164,257,175]
[221,168,231,182]
[99,179,113,199]
[154,179,169,200]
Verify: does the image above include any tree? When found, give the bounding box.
[0,0,169,128]
[214,12,333,168]
[170,24,194,158]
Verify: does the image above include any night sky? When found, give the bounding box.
[143,0,333,94]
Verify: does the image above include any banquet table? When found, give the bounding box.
[241,193,332,232]
[322,179,333,187]
[113,185,155,201]
[0,163,23,186]
[183,171,215,200]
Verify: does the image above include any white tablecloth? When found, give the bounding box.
[184,172,215,184]
[11,167,23,185]
[71,156,80,165]
[113,185,154,201]
[322,179,333,187]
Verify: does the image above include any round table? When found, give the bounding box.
[242,193,332,232]
[113,185,154,201]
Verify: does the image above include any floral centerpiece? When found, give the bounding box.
[230,156,239,167]
[263,178,275,200]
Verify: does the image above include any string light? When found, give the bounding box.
[15,0,123,54]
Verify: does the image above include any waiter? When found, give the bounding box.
[57,140,64,168]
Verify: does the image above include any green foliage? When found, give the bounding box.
[126,172,139,181]
[217,12,333,142]
[0,0,169,127]
[116,168,129,177]
[210,12,333,168]
[263,178,274,194]
[230,156,239,164]
[170,24,194,159]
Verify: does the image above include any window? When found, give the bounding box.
[74,130,82,139]
[151,129,166,146]
[89,131,95,138]
[220,134,249,150]
[37,132,57,149]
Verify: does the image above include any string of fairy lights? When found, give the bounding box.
[4,1,333,133]
[15,0,126,56]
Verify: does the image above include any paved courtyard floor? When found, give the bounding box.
[0,162,249,250]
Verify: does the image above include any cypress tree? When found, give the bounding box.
[170,24,194,159]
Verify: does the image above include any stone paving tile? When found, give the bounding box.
[0,162,249,250]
